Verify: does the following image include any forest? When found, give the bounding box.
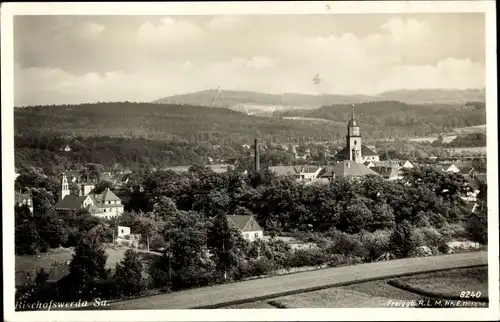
[15,101,486,145]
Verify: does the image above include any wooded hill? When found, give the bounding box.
[15,100,486,144]
[153,88,486,109]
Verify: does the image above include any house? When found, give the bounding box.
[400,160,415,169]
[55,174,124,219]
[226,215,264,242]
[15,191,33,213]
[320,160,381,180]
[435,163,460,173]
[268,166,300,177]
[296,166,323,182]
[117,226,131,238]
[459,167,475,177]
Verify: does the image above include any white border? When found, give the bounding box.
[1,1,498,321]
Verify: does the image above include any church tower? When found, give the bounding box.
[346,104,362,163]
[60,174,70,200]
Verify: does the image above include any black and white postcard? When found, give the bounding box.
[2,1,498,321]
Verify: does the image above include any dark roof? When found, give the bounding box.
[348,118,358,127]
[54,195,88,210]
[335,145,378,157]
[226,215,252,230]
[226,215,262,232]
[268,166,299,176]
[464,203,479,214]
[459,167,474,174]
[322,161,381,178]
[92,188,121,202]
[475,174,486,182]
[15,192,32,203]
[297,166,322,173]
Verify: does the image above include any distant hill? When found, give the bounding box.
[14,100,486,145]
[153,88,486,114]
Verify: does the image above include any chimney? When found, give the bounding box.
[254,138,260,171]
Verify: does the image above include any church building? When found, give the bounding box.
[334,105,380,163]
[55,174,124,219]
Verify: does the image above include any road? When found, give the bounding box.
[100,251,487,310]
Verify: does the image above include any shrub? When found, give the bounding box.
[247,257,273,277]
[439,223,467,240]
[359,229,391,262]
[324,229,367,258]
[289,248,327,268]
[389,220,417,259]
[466,212,488,245]
[114,249,148,298]
[327,254,363,267]
[413,227,445,248]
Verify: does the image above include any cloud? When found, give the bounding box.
[13,14,486,105]
[78,22,105,39]
[137,17,202,45]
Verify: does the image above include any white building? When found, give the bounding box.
[226,215,264,242]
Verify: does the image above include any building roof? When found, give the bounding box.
[459,167,474,175]
[15,191,32,203]
[335,145,379,157]
[464,203,479,214]
[268,166,299,176]
[475,174,486,183]
[226,215,262,232]
[371,160,401,168]
[54,195,88,210]
[348,118,358,127]
[92,188,121,202]
[297,165,322,173]
[322,161,382,178]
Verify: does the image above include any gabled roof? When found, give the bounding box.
[226,215,262,232]
[464,203,479,214]
[268,166,299,176]
[297,166,322,173]
[15,191,32,202]
[322,161,381,178]
[92,188,121,202]
[55,195,89,210]
[459,167,474,175]
[335,145,378,157]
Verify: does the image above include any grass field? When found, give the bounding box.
[15,247,160,286]
[453,124,487,134]
[223,267,488,308]
[398,267,488,296]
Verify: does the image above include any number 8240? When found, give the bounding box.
[460,291,481,298]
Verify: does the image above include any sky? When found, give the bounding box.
[14,13,485,106]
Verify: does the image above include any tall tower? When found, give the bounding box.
[61,174,70,200]
[254,138,260,171]
[346,104,362,163]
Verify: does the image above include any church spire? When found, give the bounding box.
[351,104,355,121]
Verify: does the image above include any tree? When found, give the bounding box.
[208,214,248,281]
[15,220,41,255]
[114,249,147,297]
[389,220,417,258]
[68,233,108,299]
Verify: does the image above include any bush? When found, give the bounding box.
[325,230,367,258]
[359,229,391,262]
[327,254,364,267]
[466,212,487,245]
[246,258,273,277]
[439,223,467,240]
[389,220,417,259]
[289,248,327,268]
[413,227,445,248]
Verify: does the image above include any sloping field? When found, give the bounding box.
[224,268,487,308]
[98,251,487,310]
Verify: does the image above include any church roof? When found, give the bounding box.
[335,145,379,157]
[348,118,358,127]
[322,161,381,178]
[54,195,88,210]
